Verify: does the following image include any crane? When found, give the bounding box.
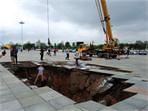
[95,0,119,58]
[77,0,120,59]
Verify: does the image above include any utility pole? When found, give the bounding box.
[47,0,51,47]
[19,21,25,50]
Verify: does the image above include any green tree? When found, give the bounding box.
[57,42,64,49]
[40,43,47,49]
[54,43,57,48]
[72,42,76,49]
[35,40,47,49]
[23,42,35,49]
[14,43,22,49]
[65,42,71,48]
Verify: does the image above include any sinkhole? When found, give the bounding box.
[1,61,136,106]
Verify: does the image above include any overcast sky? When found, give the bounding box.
[0,0,148,45]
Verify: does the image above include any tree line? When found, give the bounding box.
[2,40,148,50]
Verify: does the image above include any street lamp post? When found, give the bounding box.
[47,0,51,47]
[19,21,24,50]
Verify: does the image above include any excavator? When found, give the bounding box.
[95,0,120,58]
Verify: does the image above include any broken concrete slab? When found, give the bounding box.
[47,96,75,110]
[24,102,56,111]
[76,100,106,111]
[124,82,148,95]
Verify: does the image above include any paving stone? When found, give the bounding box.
[48,96,75,110]
[33,86,54,95]
[18,95,45,107]
[0,85,9,91]
[134,81,148,89]
[8,83,31,94]
[111,101,140,111]
[122,94,148,110]
[57,105,88,111]
[0,100,22,111]
[24,102,56,111]
[76,100,106,111]
[125,77,142,84]
[11,87,31,95]
[141,105,148,111]
[132,94,148,101]
[8,82,28,89]
[124,86,148,95]
[1,73,16,78]
[14,90,35,99]
[99,107,118,111]
[63,65,75,69]
[5,79,21,84]
[16,109,25,111]
[124,98,148,110]
[39,90,63,101]
[124,82,148,95]
[0,88,12,96]
[112,74,133,80]
[0,94,16,104]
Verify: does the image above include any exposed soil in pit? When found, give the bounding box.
[1,61,136,106]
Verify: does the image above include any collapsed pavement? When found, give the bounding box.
[1,61,135,106]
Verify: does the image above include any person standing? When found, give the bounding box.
[10,46,18,64]
[65,48,70,60]
[53,48,57,56]
[47,48,51,56]
[40,48,44,61]
[74,51,80,66]
[126,47,130,58]
[0,50,6,58]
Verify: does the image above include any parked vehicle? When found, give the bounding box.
[139,50,147,55]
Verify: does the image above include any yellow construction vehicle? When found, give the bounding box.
[3,44,12,49]
[95,0,120,58]
[77,44,88,53]
[77,44,92,60]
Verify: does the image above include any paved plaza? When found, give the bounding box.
[0,50,148,111]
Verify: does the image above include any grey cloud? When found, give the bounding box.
[20,0,148,30]
[109,0,148,26]
[0,0,148,44]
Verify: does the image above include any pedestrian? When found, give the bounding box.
[10,46,18,64]
[74,51,80,66]
[34,64,44,85]
[47,48,51,56]
[65,48,70,60]
[40,48,44,61]
[0,50,6,58]
[126,48,130,58]
[53,48,56,56]
[2,50,6,56]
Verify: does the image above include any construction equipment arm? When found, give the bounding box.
[96,0,118,48]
